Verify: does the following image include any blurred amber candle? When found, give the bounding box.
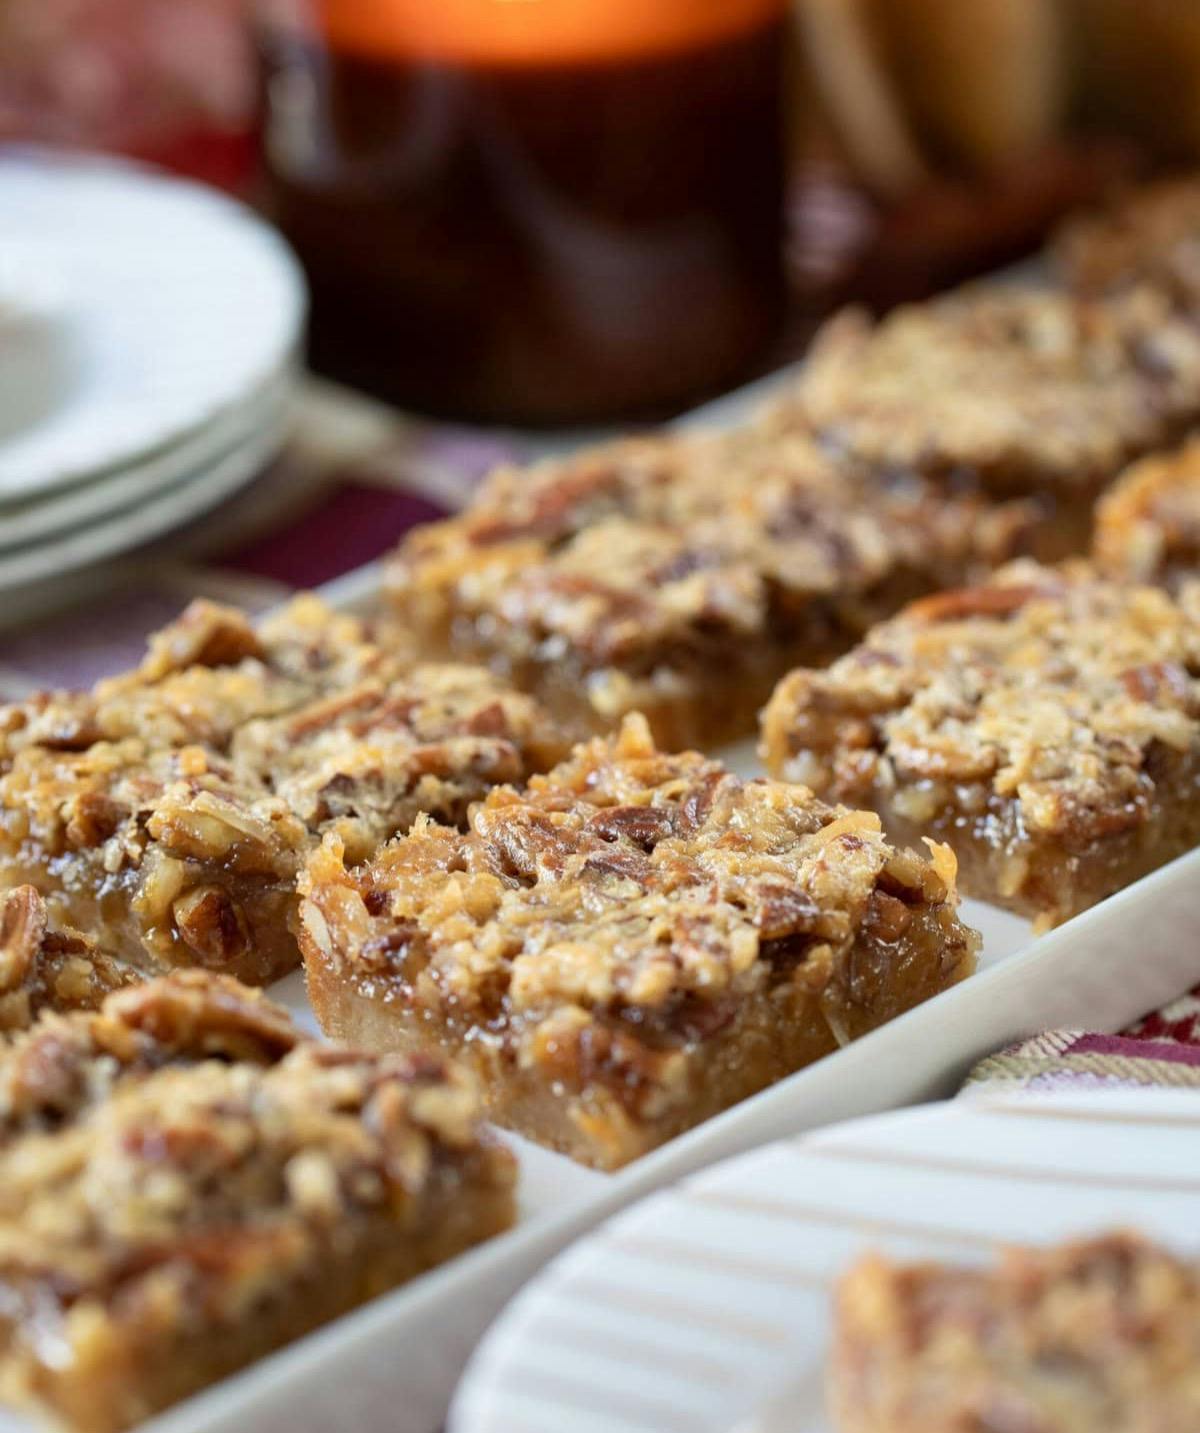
[325,0,784,65]
[259,0,788,422]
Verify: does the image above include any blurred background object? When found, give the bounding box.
[3,0,1200,423]
[789,0,1130,309]
[1,4,1200,646]
[257,0,789,422]
[0,0,255,187]
[1071,0,1200,161]
[867,0,1065,175]
[0,153,304,618]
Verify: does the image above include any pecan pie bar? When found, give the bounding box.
[780,283,1200,555]
[1,594,389,763]
[300,716,979,1170]
[386,425,1034,749]
[1094,438,1200,592]
[762,560,1200,929]
[831,1235,1200,1433]
[0,970,515,1433]
[1055,177,1200,309]
[0,885,137,1033]
[0,597,560,983]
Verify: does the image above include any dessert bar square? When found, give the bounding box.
[0,597,561,983]
[300,716,979,1170]
[762,560,1200,929]
[779,283,1200,555]
[1094,438,1200,592]
[2,593,388,759]
[0,970,515,1433]
[386,425,1034,749]
[831,1235,1200,1433]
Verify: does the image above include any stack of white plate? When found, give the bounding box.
[0,151,306,597]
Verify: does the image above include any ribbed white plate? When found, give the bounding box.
[452,1087,1200,1433]
[0,388,293,593]
[0,368,295,552]
[0,150,305,499]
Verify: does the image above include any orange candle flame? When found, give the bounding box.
[319,0,784,66]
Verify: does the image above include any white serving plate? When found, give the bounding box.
[0,380,295,593]
[0,241,75,446]
[11,364,1200,1433]
[133,847,1200,1433]
[0,149,306,499]
[0,367,297,552]
[452,1086,1200,1433]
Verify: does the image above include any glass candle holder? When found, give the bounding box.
[257,0,788,423]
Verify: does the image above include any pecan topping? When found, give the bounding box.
[385,366,1042,744]
[0,970,303,1134]
[1095,435,1200,593]
[833,1233,1200,1433]
[171,887,254,969]
[0,973,513,1433]
[300,715,976,1091]
[908,582,1049,625]
[102,970,302,1064]
[764,560,1200,852]
[1056,176,1200,306]
[0,592,561,986]
[586,805,677,850]
[0,887,136,1032]
[790,284,1200,498]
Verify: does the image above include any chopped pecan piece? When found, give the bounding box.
[0,887,137,1033]
[170,885,254,968]
[906,580,1052,624]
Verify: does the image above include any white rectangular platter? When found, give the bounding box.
[87,373,1200,1433]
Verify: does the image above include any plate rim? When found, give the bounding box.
[0,148,307,498]
[450,1085,1200,1433]
[0,362,298,551]
[0,404,292,592]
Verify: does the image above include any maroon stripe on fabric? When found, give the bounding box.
[219,483,449,588]
[1067,1032,1200,1066]
[1126,1000,1200,1045]
[0,587,206,689]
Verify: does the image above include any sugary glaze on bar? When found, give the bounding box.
[301,716,978,1168]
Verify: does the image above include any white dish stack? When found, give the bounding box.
[0,151,306,601]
